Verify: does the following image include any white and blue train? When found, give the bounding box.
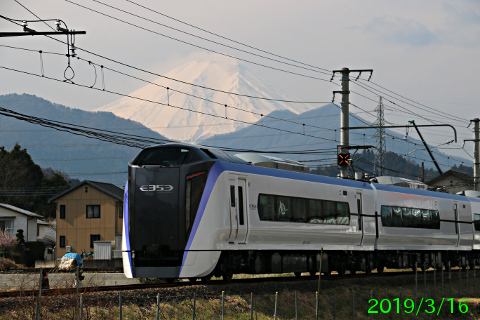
[122,143,480,281]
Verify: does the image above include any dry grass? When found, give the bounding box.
[0,257,23,271]
[2,269,480,319]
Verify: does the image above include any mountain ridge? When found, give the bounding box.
[96,59,315,142]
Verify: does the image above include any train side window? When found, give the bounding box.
[430,210,440,229]
[421,209,431,228]
[230,186,236,207]
[308,199,323,223]
[238,186,244,225]
[402,208,412,227]
[277,196,291,221]
[474,214,480,231]
[392,207,402,227]
[324,201,336,224]
[412,209,421,228]
[357,198,362,231]
[381,206,392,227]
[292,198,307,222]
[336,202,349,225]
[258,194,275,221]
[454,204,458,234]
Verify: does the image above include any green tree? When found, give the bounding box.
[0,144,71,218]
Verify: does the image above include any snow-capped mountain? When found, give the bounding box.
[96,59,315,142]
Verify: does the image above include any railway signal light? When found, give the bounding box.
[337,153,350,167]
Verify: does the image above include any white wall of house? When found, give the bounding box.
[0,207,41,242]
[27,218,37,241]
[0,208,27,237]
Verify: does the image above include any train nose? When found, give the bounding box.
[129,167,183,274]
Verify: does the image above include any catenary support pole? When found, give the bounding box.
[464,118,479,190]
[339,68,350,179]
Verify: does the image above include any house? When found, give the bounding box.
[426,170,474,194]
[49,180,124,260]
[36,220,56,260]
[0,203,56,260]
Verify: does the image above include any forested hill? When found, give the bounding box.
[313,150,473,181]
[0,93,170,186]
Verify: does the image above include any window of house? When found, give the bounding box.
[118,204,123,219]
[86,205,100,218]
[0,220,14,235]
[60,205,66,219]
[59,236,65,248]
[90,234,100,248]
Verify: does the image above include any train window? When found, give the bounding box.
[258,194,275,220]
[324,201,336,224]
[134,147,190,166]
[402,207,412,227]
[382,205,439,229]
[308,199,323,223]
[431,210,440,229]
[474,214,480,231]
[381,206,392,227]
[421,209,431,228]
[412,209,421,228]
[277,196,291,221]
[258,194,349,225]
[392,207,402,227]
[292,198,307,222]
[238,186,245,225]
[230,186,236,207]
[185,172,208,239]
[336,202,349,225]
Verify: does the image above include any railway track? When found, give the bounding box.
[0,268,442,298]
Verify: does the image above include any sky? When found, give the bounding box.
[1,0,479,163]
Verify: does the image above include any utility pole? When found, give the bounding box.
[471,119,480,191]
[339,68,350,179]
[332,68,373,178]
[475,119,480,191]
[463,118,479,191]
[374,96,386,176]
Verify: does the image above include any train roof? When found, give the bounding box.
[130,143,250,166]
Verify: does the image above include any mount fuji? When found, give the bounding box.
[96,59,316,142]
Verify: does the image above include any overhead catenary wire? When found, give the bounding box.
[92,0,332,77]
[124,0,332,74]
[10,0,471,146]
[64,0,333,84]
[0,64,339,144]
[4,1,472,170]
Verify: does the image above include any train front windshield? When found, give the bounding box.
[134,147,190,166]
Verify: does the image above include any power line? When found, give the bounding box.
[92,0,331,77]
[0,64,338,144]
[65,0,333,83]
[125,0,332,75]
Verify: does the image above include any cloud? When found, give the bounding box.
[358,15,438,47]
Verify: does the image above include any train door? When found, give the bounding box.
[237,179,248,243]
[454,203,460,246]
[356,192,364,245]
[227,177,248,243]
[228,179,238,242]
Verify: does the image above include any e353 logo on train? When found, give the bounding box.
[139,185,174,192]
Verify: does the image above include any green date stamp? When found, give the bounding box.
[368,298,468,315]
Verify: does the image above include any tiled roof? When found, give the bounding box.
[0,203,43,218]
[49,180,124,203]
[426,170,473,186]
